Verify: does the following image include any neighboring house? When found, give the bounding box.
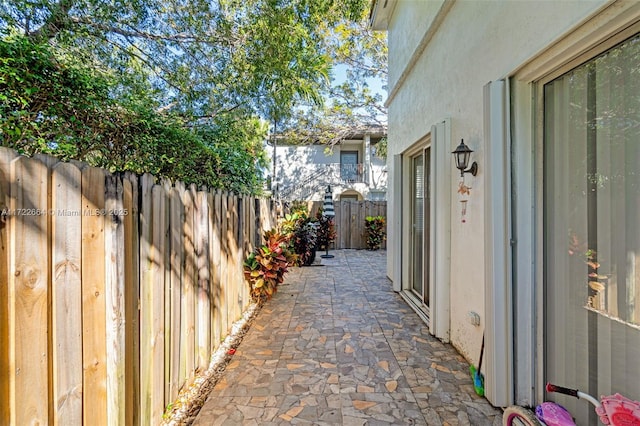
[273,126,388,202]
[371,0,640,420]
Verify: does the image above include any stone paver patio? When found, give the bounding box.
[194,250,502,425]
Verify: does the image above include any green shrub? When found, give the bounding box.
[243,229,296,303]
[0,35,268,194]
[280,205,318,266]
[315,208,336,251]
[364,216,386,250]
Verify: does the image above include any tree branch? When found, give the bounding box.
[69,16,233,45]
[28,0,76,41]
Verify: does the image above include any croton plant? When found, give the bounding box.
[243,229,296,302]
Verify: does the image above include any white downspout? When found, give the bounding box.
[364,133,371,186]
[483,79,514,407]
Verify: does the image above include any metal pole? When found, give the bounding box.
[272,119,277,196]
[321,185,335,258]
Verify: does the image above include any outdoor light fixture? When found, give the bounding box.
[452,139,478,177]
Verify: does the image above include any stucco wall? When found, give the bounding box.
[274,144,387,201]
[387,0,444,89]
[274,145,338,200]
[385,0,606,361]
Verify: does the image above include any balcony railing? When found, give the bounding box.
[339,163,364,183]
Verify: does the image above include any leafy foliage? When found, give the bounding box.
[292,220,318,266]
[243,229,296,303]
[0,35,269,193]
[0,1,381,189]
[1,0,369,121]
[0,35,113,156]
[315,208,336,250]
[364,215,386,250]
[280,204,318,266]
[280,8,388,146]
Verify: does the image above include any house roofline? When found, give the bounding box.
[369,0,397,30]
[269,124,387,146]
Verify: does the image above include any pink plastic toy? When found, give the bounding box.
[595,393,640,425]
[536,401,575,426]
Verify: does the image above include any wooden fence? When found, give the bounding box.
[0,147,276,425]
[308,200,387,250]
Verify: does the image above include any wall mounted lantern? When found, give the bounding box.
[452,139,478,177]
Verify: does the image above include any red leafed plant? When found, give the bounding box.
[243,229,296,302]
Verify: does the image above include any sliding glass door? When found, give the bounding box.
[543,32,640,424]
[411,148,430,307]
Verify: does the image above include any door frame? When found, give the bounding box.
[402,138,431,320]
[399,119,452,341]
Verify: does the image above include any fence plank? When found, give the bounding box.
[257,199,264,238]
[81,166,108,425]
[105,175,126,425]
[229,195,240,323]
[0,148,17,425]
[140,175,165,424]
[240,196,247,311]
[252,198,260,249]
[169,184,183,402]
[123,172,140,426]
[182,185,196,384]
[263,199,269,232]
[138,173,152,425]
[211,191,222,350]
[244,196,252,305]
[33,152,59,169]
[348,202,356,248]
[258,199,265,236]
[153,182,168,422]
[195,190,211,370]
[249,196,256,253]
[231,195,242,314]
[51,162,83,425]
[160,180,171,407]
[340,202,350,249]
[206,191,215,352]
[10,157,49,425]
[219,192,229,335]
[358,201,367,248]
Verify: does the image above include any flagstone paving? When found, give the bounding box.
[194,250,502,425]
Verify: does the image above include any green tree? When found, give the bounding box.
[0,0,366,118]
[0,1,377,190]
[0,35,269,193]
[280,7,388,149]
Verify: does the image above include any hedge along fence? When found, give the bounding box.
[0,147,276,425]
[307,200,387,250]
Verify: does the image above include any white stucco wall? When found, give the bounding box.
[273,145,337,200]
[384,0,606,361]
[274,143,388,201]
[387,0,443,89]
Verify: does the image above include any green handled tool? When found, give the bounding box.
[470,334,485,396]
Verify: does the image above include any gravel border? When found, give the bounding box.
[161,302,262,425]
